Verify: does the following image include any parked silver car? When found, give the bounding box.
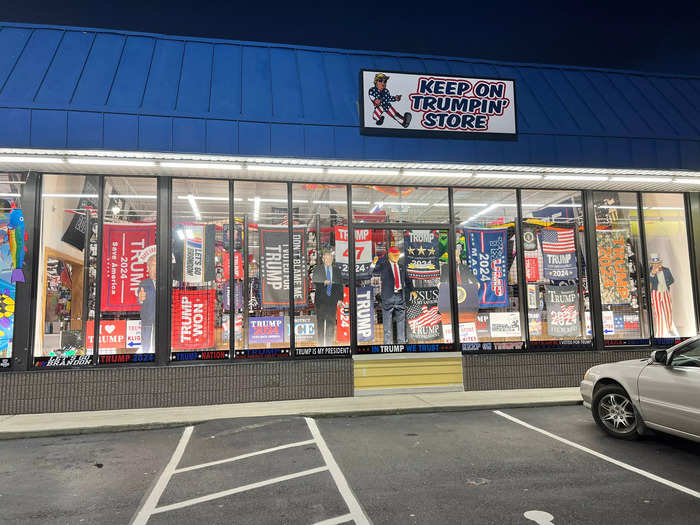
[580,337,700,441]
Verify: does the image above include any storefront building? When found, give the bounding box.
[1,22,699,413]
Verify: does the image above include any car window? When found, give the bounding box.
[671,340,700,367]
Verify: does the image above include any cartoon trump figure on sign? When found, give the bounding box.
[368,73,412,128]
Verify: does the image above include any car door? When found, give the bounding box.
[638,339,700,437]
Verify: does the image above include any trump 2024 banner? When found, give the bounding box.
[360,70,516,137]
[464,228,509,308]
[404,230,440,280]
[101,223,157,311]
[335,226,372,278]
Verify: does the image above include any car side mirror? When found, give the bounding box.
[651,349,668,364]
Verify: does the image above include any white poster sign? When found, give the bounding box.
[361,70,516,136]
[489,312,521,338]
[335,226,372,276]
[126,319,142,352]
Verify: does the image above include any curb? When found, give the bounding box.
[0,398,582,440]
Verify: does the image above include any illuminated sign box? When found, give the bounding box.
[360,69,517,138]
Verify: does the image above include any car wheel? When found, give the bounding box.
[592,385,639,440]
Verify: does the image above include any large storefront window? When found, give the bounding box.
[355,227,451,350]
[521,190,591,347]
[233,181,291,358]
[593,192,649,344]
[642,193,696,341]
[34,174,98,365]
[292,184,350,355]
[171,179,229,362]
[452,189,522,348]
[0,173,28,362]
[97,177,158,364]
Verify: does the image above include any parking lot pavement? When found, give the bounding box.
[498,405,700,494]
[0,427,181,525]
[1,407,699,524]
[316,407,700,525]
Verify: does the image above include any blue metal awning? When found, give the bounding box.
[0,22,699,170]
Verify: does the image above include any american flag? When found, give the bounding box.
[541,228,575,253]
[407,304,441,330]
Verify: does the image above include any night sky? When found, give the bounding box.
[2,1,699,75]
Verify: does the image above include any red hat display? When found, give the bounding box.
[388,246,401,254]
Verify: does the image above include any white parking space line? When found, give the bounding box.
[305,417,371,525]
[494,410,700,500]
[131,425,194,525]
[313,512,355,525]
[174,439,316,473]
[151,466,329,514]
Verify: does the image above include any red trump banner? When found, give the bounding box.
[101,223,157,311]
[171,289,216,349]
[85,320,127,352]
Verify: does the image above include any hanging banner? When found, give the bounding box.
[524,253,540,282]
[335,226,372,278]
[404,230,440,280]
[260,228,308,307]
[335,286,374,343]
[336,287,351,343]
[171,289,216,350]
[407,287,442,341]
[101,223,157,311]
[522,224,538,251]
[356,286,375,343]
[222,251,244,281]
[173,223,216,283]
[360,70,517,137]
[248,316,285,344]
[544,285,580,337]
[61,177,98,250]
[541,228,577,280]
[596,230,630,305]
[465,228,508,308]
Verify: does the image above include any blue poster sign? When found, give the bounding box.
[248,316,284,344]
[464,228,509,308]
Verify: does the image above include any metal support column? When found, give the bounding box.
[229,180,235,360]
[447,188,460,351]
[13,171,41,370]
[582,190,604,351]
[514,190,531,349]
[287,182,296,356]
[92,175,104,364]
[155,176,172,365]
[347,185,357,353]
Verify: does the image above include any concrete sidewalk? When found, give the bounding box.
[0,387,582,439]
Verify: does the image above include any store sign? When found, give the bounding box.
[360,70,516,137]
